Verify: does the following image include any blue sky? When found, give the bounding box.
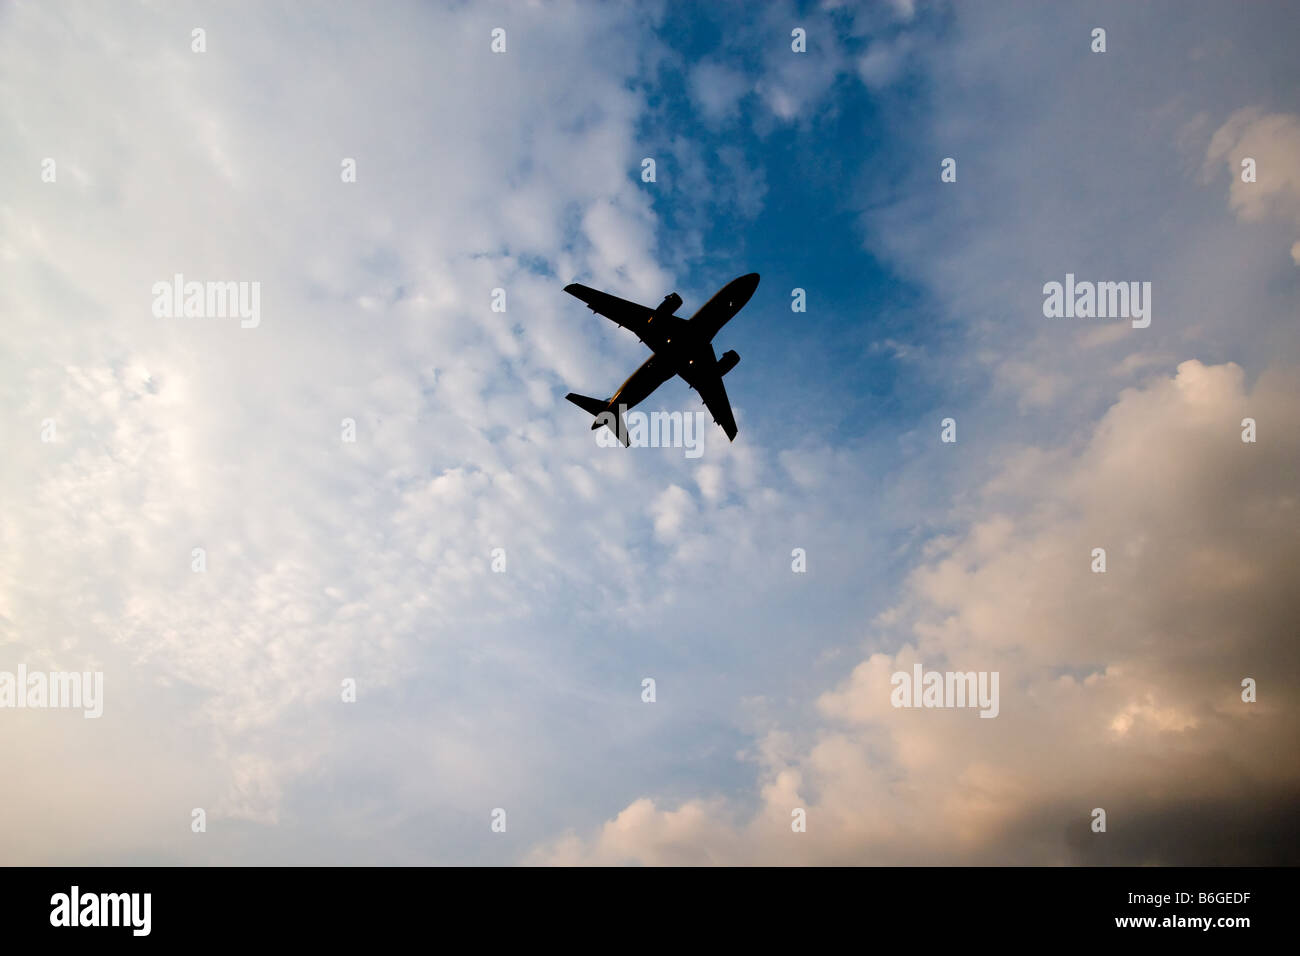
[2,0,1298,865]
[635,4,930,443]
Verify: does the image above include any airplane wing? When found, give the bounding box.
[564,283,677,351]
[681,362,738,441]
[564,283,654,339]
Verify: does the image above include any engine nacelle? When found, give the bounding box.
[656,292,682,318]
[717,349,740,376]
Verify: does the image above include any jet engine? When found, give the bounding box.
[716,349,740,376]
[655,292,682,318]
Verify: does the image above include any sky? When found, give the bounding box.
[1,0,1297,865]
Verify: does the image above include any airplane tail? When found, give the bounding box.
[565,393,629,447]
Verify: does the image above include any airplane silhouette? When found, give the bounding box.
[563,273,759,445]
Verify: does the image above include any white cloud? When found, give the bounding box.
[857,36,912,91]
[689,61,751,122]
[530,360,1300,864]
[0,0,697,859]
[5,0,1297,868]
[1205,108,1300,261]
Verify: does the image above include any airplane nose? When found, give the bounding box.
[731,272,759,307]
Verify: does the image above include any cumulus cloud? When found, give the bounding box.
[1205,108,1300,261]
[520,2,1300,867]
[530,360,1300,864]
[1,0,907,863]
[0,0,704,861]
[4,0,1296,868]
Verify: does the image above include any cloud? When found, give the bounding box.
[529,360,1300,864]
[531,797,741,866]
[3,1,908,863]
[856,36,913,91]
[751,7,850,123]
[5,0,1297,867]
[1205,107,1300,260]
[689,61,751,123]
[0,0,699,861]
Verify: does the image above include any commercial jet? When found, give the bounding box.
[562,272,759,445]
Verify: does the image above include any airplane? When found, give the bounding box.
[562,272,759,445]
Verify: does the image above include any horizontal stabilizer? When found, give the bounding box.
[565,392,629,446]
[565,392,608,418]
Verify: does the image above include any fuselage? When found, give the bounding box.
[608,272,758,411]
